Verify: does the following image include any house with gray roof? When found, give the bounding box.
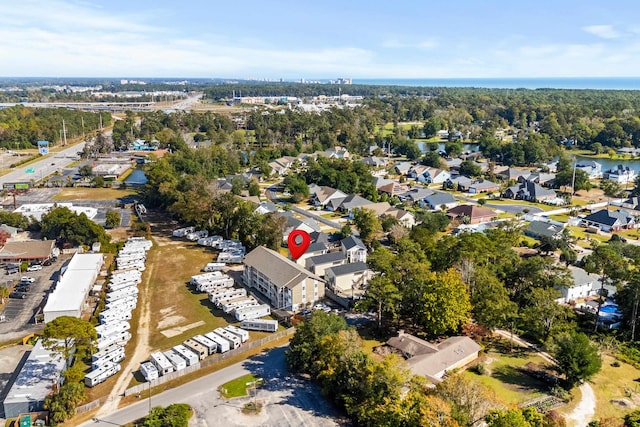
[581,209,637,232]
[504,181,557,202]
[332,194,374,213]
[294,241,328,266]
[556,266,598,304]
[305,251,347,277]
[325,261,372,297]
[525,221,564,240]
[243,246,324,311]
[445,175,473,191]
[397,187,434,204]
[423,192,458,210]
[341,236,367,263]
[385,332,481,382]
[310,186,348,209]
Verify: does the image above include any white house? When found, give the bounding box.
[341,236,367,263]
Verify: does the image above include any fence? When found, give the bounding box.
[123,327,295,397]
[76,397,107,414]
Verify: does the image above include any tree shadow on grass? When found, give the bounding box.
[491,364,550,394]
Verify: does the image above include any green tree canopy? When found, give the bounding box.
[553,331,602,388]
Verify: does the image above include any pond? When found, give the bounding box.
[575,155,640,174]
[124,168,147,186]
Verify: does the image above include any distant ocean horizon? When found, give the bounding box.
[352,77,640,90]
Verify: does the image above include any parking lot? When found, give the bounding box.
[0,258,66,343]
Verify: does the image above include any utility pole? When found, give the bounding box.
[81,117,85,140]
[62,119,67,146]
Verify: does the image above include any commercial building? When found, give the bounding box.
[2,339,67,418]
[43,253,104,323]
[243,246,324,312]
[14,203,98,222]
[0,240,57,263]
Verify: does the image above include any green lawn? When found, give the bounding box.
[219,374,262,398]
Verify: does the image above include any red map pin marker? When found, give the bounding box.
[288,230,311,260]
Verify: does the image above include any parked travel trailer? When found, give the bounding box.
[191,335,217,355]
[217,251,244,264]
[85,362,121,387]
[91,346,125,370]
[108,280,138,293]
[196,278,234,293]
[110,271,142,282]
[234,304,271,321]
[240,319,279,333]
[99,308,132,323]
[95,321,130,338]
[150,351,174,376]
[140,361,159,382]
[221,297,259,314]
[104,299,136,313]
[163,349,187,371]
[172,226,195,238]
[202,262,226,272]
[224,325,250,343]
[190,271,224,285]
[204,332,230,353]
[125,237,153,250]
[106,287,139,303]
[92,343,124,363]
[186,230,208,241]
[97,331,132,350]
[197,235,223,247]
[209,288,247,305]
[183,339,207,360]
[172,344,199,366]
[213,328,241,349]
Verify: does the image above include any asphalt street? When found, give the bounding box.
[80,345,341,427]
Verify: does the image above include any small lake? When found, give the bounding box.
[575,155,640,174]
[124,168,147,186]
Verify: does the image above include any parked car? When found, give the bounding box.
[6,268,18,275]
[42,259,52,266]
[27,265,42,272]
[9,291,27,299]
[20,276,35,283]
[16,285,30,292]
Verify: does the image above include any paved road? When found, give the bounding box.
[485,203,544,215]
[0,142,87,187]
[80,345,340,427]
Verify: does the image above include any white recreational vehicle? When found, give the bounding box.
[172,344,199,366]
[240,319,279,332]
[204,332,230,353]
[183,339,207,360]
[99,308,132,324]
[150,351,174,376]
[224,325,250,343]
[85,361,121,387]
[95,321,130,338]
[234,304,271,321]
[208,288,246,305]
[97,331,132,350]
[202,262,226,272]
[213,328,241,350]
[163,349,187,371]
[172,226,195,238]
[186,230,208,241]
[221,297,258,313]
[191,335,218,355]
[140,361,159,382]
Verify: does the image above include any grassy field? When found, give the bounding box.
[219,373,262,398]
[587,354,640,420]
[52,187,138,201]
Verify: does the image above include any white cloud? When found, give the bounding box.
[582,25,621,39]
[381,38,438,50]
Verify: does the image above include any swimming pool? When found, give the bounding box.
[600,305,619,314]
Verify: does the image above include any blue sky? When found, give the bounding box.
[2,0,640,79]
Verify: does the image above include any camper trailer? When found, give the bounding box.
[183,339,207,360]
[97,331,132,350]
[106,287,139,303]
[99,308,132,324]
[196,278,234,293]
[163,349,187,371]
[108,280,138,292]
[172,226,195,238]
[140,361,159,382]
[213,328,241,350]
[240,319,279,332]
[221,297,258,313]
[85,362,121,387]
[204,332,230,353]
[217,251,244,264]
[202,262,226,272]
[234,304,271,321]
[209,288,247,305]
[95,321,130,338]
[91,346,125,370]
[186,230,208,241]
[224,325,250,343]
[150,351,174,376]
[172,344,199,366]
[191,335,218,355]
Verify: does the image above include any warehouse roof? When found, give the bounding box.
[0,240,55,260]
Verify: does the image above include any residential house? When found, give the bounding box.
[322,146,350,159]
[377,181,409,198]
[445,158,463,170]
[581,209,637,232]
[385,332,481,382]
[421,168,451,184]
[310,185,348,209]
[504,181,557,202]
[575,160,603,179]
[0,224,19,238]
[341,236,367,263]
[407,165,429,180]
[383,208,417,228]
[468,179,500,194]
[325,262,372,297]
[254,202,279,215]
[295,241,328,266]
[332,194,374,214]
[362,156,388,168]
[556,266,598,304]
[306,251,347,277]
[519,172,556,187]
[500,167,531,181]
[423,192,458,210]
[525,221,564,240]
[444,175,473,191]
[605,164,637,184]
[446,205,496,224]
[364,202,393,216]
[243,246,324,312]
[398,187,434,205]
[394,162,413,176]
[619,197,640,211]
[281,213,322,241]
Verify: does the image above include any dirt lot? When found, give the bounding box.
[52,188,137,201]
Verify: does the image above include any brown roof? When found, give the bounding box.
[244,246,322,289]
[387,332,438,357]
[446,204,496,220]
[0,240,55,260]
[407,336,481,379]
